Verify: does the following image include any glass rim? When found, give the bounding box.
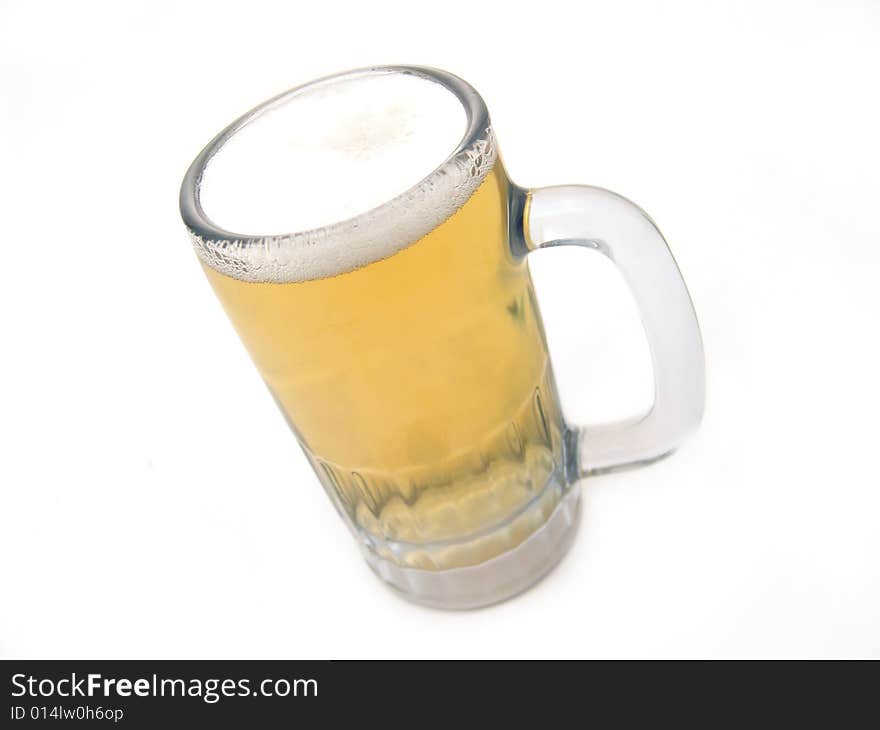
[179,65,495,282]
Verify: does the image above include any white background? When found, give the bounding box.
[2,0,878,658]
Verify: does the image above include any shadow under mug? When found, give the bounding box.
[180,66,704,609]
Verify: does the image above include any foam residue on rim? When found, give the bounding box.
[188,70,497,283]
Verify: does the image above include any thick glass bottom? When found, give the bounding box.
[362,485,580,609]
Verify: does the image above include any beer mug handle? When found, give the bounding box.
[523,185,705,476]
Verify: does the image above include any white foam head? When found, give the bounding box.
[181,67,496,283]
[200,73,466,234]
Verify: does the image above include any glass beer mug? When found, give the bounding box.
[180,66,704,608]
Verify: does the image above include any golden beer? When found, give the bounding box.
[202,163,566,569]
[183,66,704,607]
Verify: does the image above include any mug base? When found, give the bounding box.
[363,485,581,610]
